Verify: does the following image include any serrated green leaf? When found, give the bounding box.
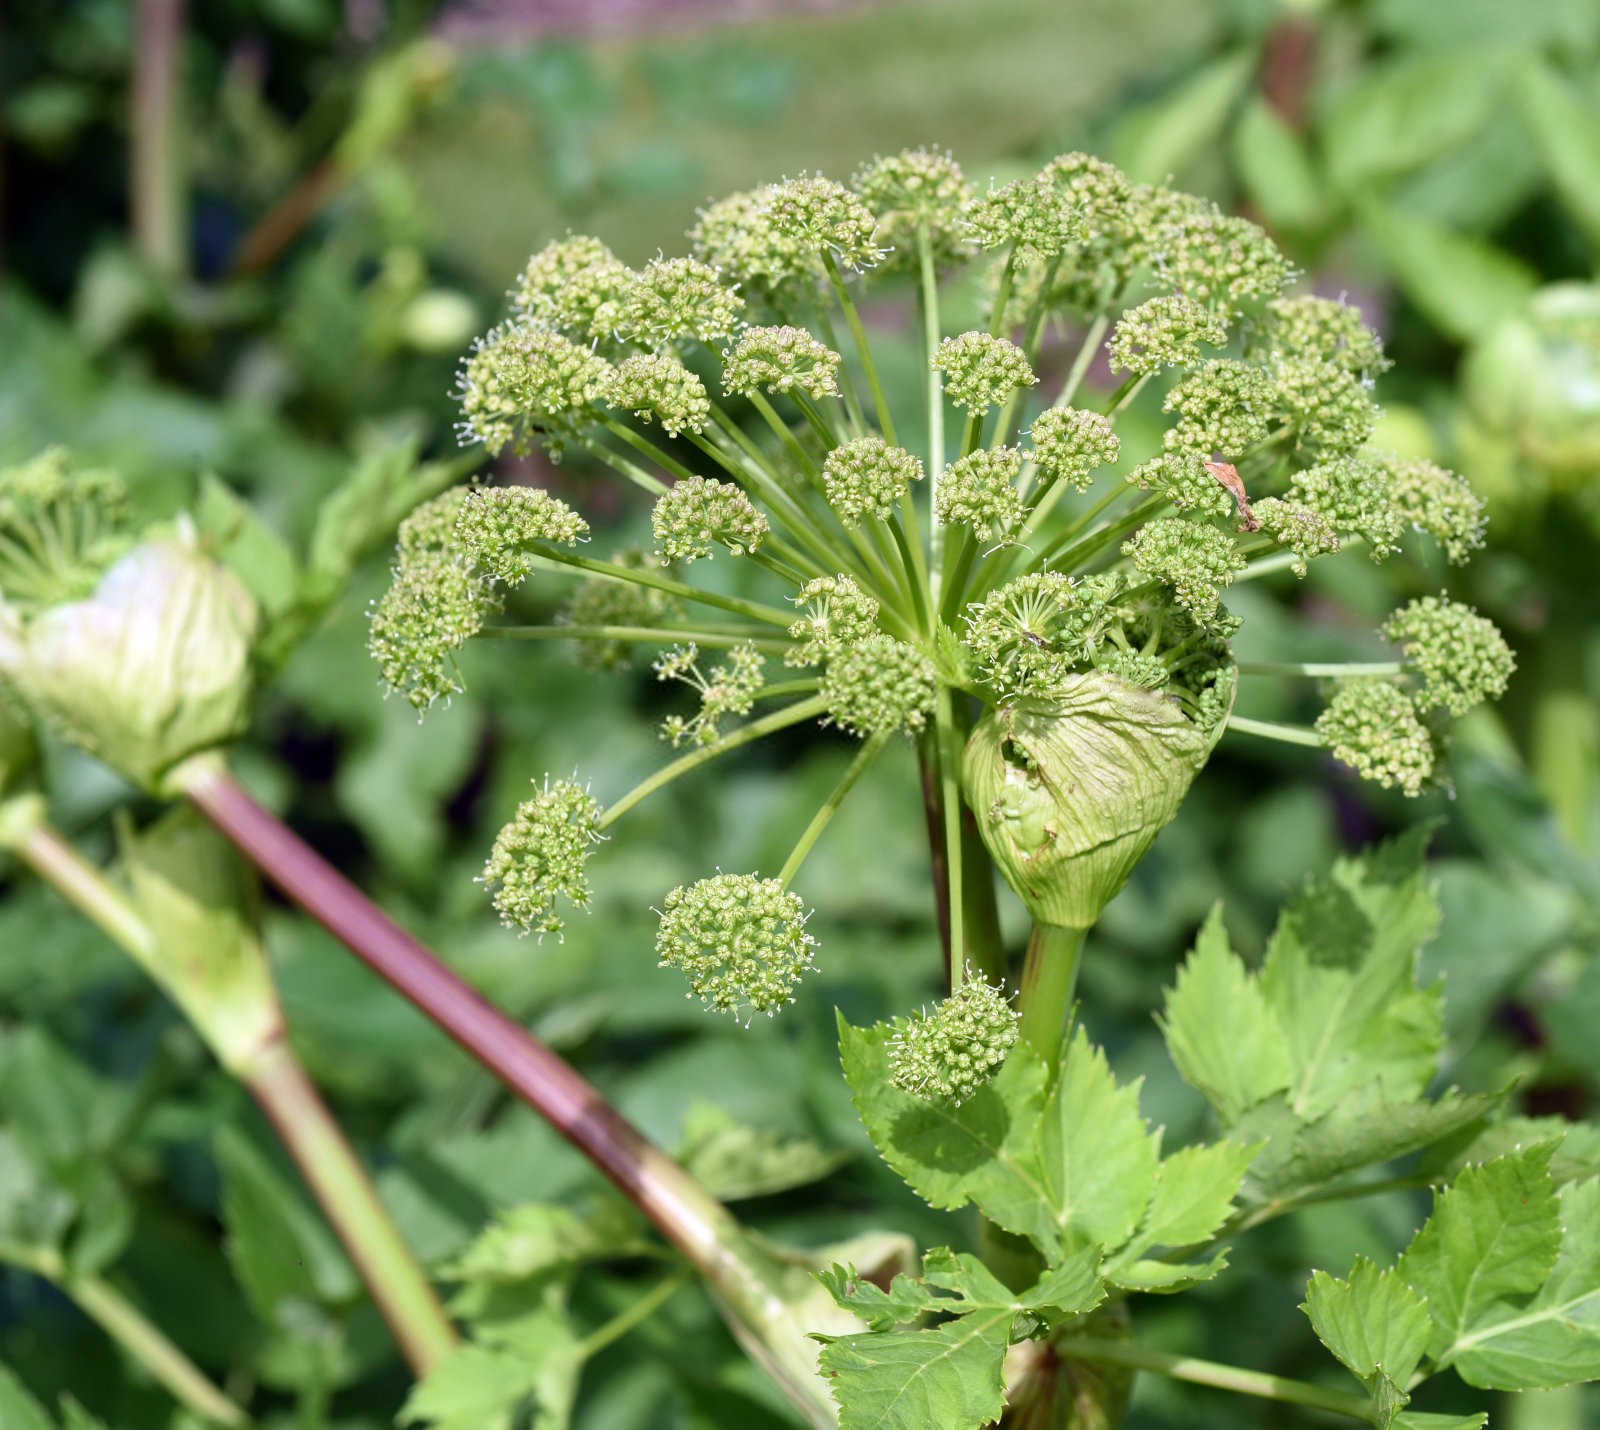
[1236,1086,1501,1207]
[1019,1249,1104,1317]
[1399,1147,1561,1365]
[442,1201,648,1284]
[1260,830,1443,1119]
[1160,906,1293,1125]
[1358,199,1538,342]
[0,1365,52,1430]
[1038,1026,1159,1254]
[1108,1139,1259,1279]
[920,1247,1018,1308]
[1304,1257,1432,1389]
[399,1339,579,1430]
[678,1102,849,1201]
[1233,97,1332,233]
[838,1013,1055,1252]
[1419,1118,1600,1189]
[1514,57,1600,251]
[215,1124,359,1319]
[819,1307,1011,1430]
[818,1263,941,1332]
[1438,1176,1600,1390]
[1106,1251,1229,1294]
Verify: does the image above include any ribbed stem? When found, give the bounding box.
[482,625,790,652]
[241,1039,458,1373]
[525,548,795,628]
[1238,660,1403,679]
[935,687,967,991]
[1017,923,1085,1065]
[1226,715,1325,748]
[918,224,947,605]
[177,762,837,1428]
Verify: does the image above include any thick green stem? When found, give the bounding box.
[1016,924,1085,1064]
[4,1244,246,1426]
[777,734,889,887]
[599,695,830,830]
[131,0,186,276]
[935,687,967,991]
[1051,1337,1373,1422]
[241,1039,458,1374]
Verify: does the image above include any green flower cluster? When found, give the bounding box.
[888,974,1019,1104]
[378,146,1509,1097]
[480,777,602,937]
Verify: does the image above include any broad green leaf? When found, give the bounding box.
[399,1339,579,1430]
[0,1365,52,1430]
[818,1263,942,1332]
[215,1124,359,1319]
[1358,200,1538,343]
[1515,58,1600,251]
[0,1027,129,1170]
[1038,1026,1159,1254]
[1111,1139,1259,1269]
[1399,1148,1561,1364]
[1441,1177,1600,1390]
[678,1102,849,1200]
[1107,1251,1229,1294]
[838,1014,1056,1252]
[1304,1257,1432,1389]
[1259,831,1443,1119]
[443,1201,649,1284]
[1394,1415,1487,1430]
[1107,48,1254,185]
[1236,1086,1501,1207]
[920,1247,1020,1308]
[1233,97,1332,233]
[195,473,300,624]
[1323,49,1506,191]
[1159,907,1292,1124]
[819,1307,1012,1430]
[1419,1118,1600,1189]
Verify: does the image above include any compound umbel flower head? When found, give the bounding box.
[889,971,1019,1104]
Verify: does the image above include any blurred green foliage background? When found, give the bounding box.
[3,1,1600,1425]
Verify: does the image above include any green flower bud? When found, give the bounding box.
[607,352,711,437]
[121,808,282,1073]
[1255,295,1388,383]
[966,176,1084,258]
[653,641,766,747]
[821,634,937,738]
[1037,152,1133,235]
[1027,407,1119,492]
[723,325,842,401]
[933,332,1037,414]
[888,973,1019,1104]
[765,176,884,271]
[852,148,975,266]
[651,476,768,562]
[0,448,132,614]
[1252,497,1340,575]
[559,549,683,670]
[1272,355,1378,457]
[1382,597,1515,717]
[616,257,744,347]
[5,536,258,791]
[481,777,602,938]
[1160,204,1292,316]
[1288,457,1406,559]
[1122,518,1244,624]
[455,485,588,587]
[822,437,925,525]
[455,322,612,458]
[399,487,471,561]
[656,872,818,1020]
[1314,680,1436,797]
[1127,453,1236,522]
[963,674,1221,929]
[1460,282,1600,490]
[1108,295,1227,376]
[1162,360,1277,459]
[511,235,631,340]
[369,552,493,712]
[936,447,1025,543]
[690,186,813,295]
[1371,454,1485,564]
[787,574,880,667]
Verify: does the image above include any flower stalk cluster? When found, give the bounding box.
[369,147,1508,1108]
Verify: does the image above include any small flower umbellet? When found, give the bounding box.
[366,147,1512,1105]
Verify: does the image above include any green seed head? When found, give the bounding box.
[481,777,602,938]
[607,351,711,437]
[1163,359,1278,459]
[511,235,631,340]
[787,574,881,667]
[1122,518,1244,625]
[722,325,842,401]
[1315,679,1437,797]
[822,437,925,525]
[1027,408,1120,493]
[1108,294,1228,376]
[455,322,612,458]
[821,634,937,738]
[936,447,1025,543]
[615,257,744,347]
[933,331,1037,415]
[651,476,768,562]
[889,973,1019,1104]
[852,148,975,266]
[765,176,884,271]
[1382,596,1515,717]
[455,486,588,587]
